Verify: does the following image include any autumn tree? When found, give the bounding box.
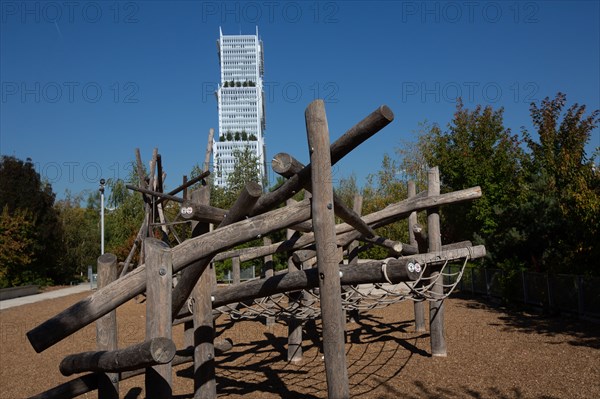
[0,156,62,285]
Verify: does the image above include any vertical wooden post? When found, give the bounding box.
[306,99,349,398]
[96,253,119,399]
[263,236,275,327]
[189,188,217,399]
[287,205,303,363]
[408,181,426,333]
[145,238,173,398]
[346,193,363,324]
[232,257,241,285]
[427,167,447,357]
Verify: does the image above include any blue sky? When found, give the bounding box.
[1,0,599,199]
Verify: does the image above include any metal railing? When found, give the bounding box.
[446,266,600,321]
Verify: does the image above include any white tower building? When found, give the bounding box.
[213,27,266,188]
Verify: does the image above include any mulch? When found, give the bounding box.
[1,291,599,398]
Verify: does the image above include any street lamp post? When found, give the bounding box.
[99,178,105,255]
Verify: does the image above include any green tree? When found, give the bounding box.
[406,101,525,250]
[0,156,62,285]
[55,191,100,279]
[0,206,37,287]
[360,154,410,259]
[514,93,600,274]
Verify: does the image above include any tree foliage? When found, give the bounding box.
[0,156,63,286]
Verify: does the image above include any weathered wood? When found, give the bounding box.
[171,181,263,320]
[212,246,482,308]
[145,238,173,398]
[27,198,313,354]
[272,152,376,238]
[212,186,482,265]
[180,202,226,224]
[250,105,394,216]
[157,170,211,205]
[186,188,217,399]
[29,341,233,399]
[59,337,176,376]
[427,167,447,357]
[306,100,349,398]
[286,206,303,363]
[262,236,274,278]
[126,184,184,203]
[232,257,241,285]
[347,194,363,266]
[408,181,426,333]
[96,253,119,398]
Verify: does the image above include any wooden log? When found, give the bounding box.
[30,341,233,399]
[212,246,484,308]
[347,194,363,266]
[232,257,241,285]
[59,337,176,376]
[408,181,426,333]
[126,184,184,203]
[250,105,394,216]
[427,167,447,357]
[180,202,226,224]
[27,198,313,354]
[211,186,482,265]
[156,170,210,205]
[186,188,217,399]
[286,207,303,363]
[272,152,376,238]
[96,253,119,398]
[306,100,349,398]
[145,238,173,398]
[171,181,263,319]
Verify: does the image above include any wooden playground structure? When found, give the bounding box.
[26,100,485,398]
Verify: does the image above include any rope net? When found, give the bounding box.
[210,255,470,321]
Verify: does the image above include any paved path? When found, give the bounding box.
[0,284,93,310]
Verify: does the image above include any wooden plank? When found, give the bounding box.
[305,99,349,398]
[60,338,176,376]
[96,253,119,398]
[145,238,173,398]
[232,257,241,285]
[427,167,447,357]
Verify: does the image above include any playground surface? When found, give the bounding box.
[1,290,599,398]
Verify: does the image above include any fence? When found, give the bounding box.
[446,266,600,321]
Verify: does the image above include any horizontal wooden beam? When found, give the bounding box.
[211,245,486,307]
[27,199,312,353]
[59,337,176,377]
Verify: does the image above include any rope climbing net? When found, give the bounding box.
[209,253,471,321]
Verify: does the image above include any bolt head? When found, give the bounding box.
[408,262,415,273]
[159,268,167,276]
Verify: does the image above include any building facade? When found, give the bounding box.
[213,27,266,188]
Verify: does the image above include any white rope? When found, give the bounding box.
[380,258,396,285]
